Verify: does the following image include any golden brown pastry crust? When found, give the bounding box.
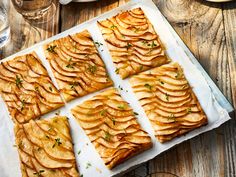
[130,62,208,143]
[0,52,64,124]
[71,88,152,169]
[98,7,170,79]
[14,116,79,177]
[43,30,113,102]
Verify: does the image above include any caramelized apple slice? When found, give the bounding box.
[71,88,152,169]
[130,62,208,143]
[14,116,79,177]
[44,30,113,102]
[98,7,170,79]
[0,52,64,124]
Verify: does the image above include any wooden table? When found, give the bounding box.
[1,0,236,176]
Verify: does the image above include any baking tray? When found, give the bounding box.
[0,0,233,177]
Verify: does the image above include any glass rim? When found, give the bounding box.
[0,6,9,33]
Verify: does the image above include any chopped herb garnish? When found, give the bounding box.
[80,174,83,177]
[125,43,132,49]
[115,68,119,74]
[111,118,116,125]
[49,86,53,92]
[46,45,57,53]
[52,138,62,148]
[118,85,123,90]
[144,83,152,90]
[33,170,45,177]
[70,82,79,90]
[158,79,164,85]
[55,110,60,116]
[100,110,107,116]
[20,99,26,111]
[168,114,176,121]
[87,64,97,74]
[133,27,140,33]
[175,71,183,79]
[45,135,50,139]
[66,60,76,69]
[104,131,111,141]
[95,41,103,47]
[142,40,148,45]
[187,107,192,114]
[86,162,92,169]
[165,93,169,101]
[110,25,117,29]
[18,141,24,148]
[139,65,143,71]
[15,75,23,87]
[78,150,81,155]
[134,112,139,115]
[117,105,125,110]
[151,41,157,48]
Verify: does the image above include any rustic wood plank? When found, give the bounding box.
[222,2,236,176]
[0,0,60,59]
[147,1,236,177]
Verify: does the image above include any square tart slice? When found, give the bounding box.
[71,88,152,169]
[0,52,64,124]
[14,116,79,177]
[130,62,208,143]
[43,30,113,102]
[98,7,170,79]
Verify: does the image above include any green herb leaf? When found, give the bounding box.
[125,43,132,49]
[100,110,107,116]
[95,41,103,47]
[168,113,176,121]
[165,93,169,101]
[78,150,81,155]
[110,25,117,29]
[52,138,62,148]
[111,118,116,125]
[15,75,23,87]
[104,131,111,141]
[70,82,79,90]
[86,162,92,169]
[187,107,192,114]
[144,83,152,90]
[20,99,26,111]
[33,170,45,177]
[49,86,53,92]
[134,112,139,115]
[118,85,123,90]
[87,64,97,74]
[117,105,125,110]
[46,45,57,53]
[115,68,119,74]
[157,79,164,85]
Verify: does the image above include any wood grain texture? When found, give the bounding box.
[0,0,235,176]
[0,0,60,59]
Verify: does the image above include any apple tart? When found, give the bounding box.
[14,116,79,177]
[98,7,170,79]
[44,30,113,102]
[71,88,152,169]
[0,52,64,124]
[130,62,208,142]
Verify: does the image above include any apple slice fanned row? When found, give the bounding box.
[98,7,170,79]
[71,88,152,169]
[14,116,80,177]
[0,52,64,124]
[130,62,208,143]
[43,30,113,102]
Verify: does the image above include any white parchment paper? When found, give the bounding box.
[0,0,231,177]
